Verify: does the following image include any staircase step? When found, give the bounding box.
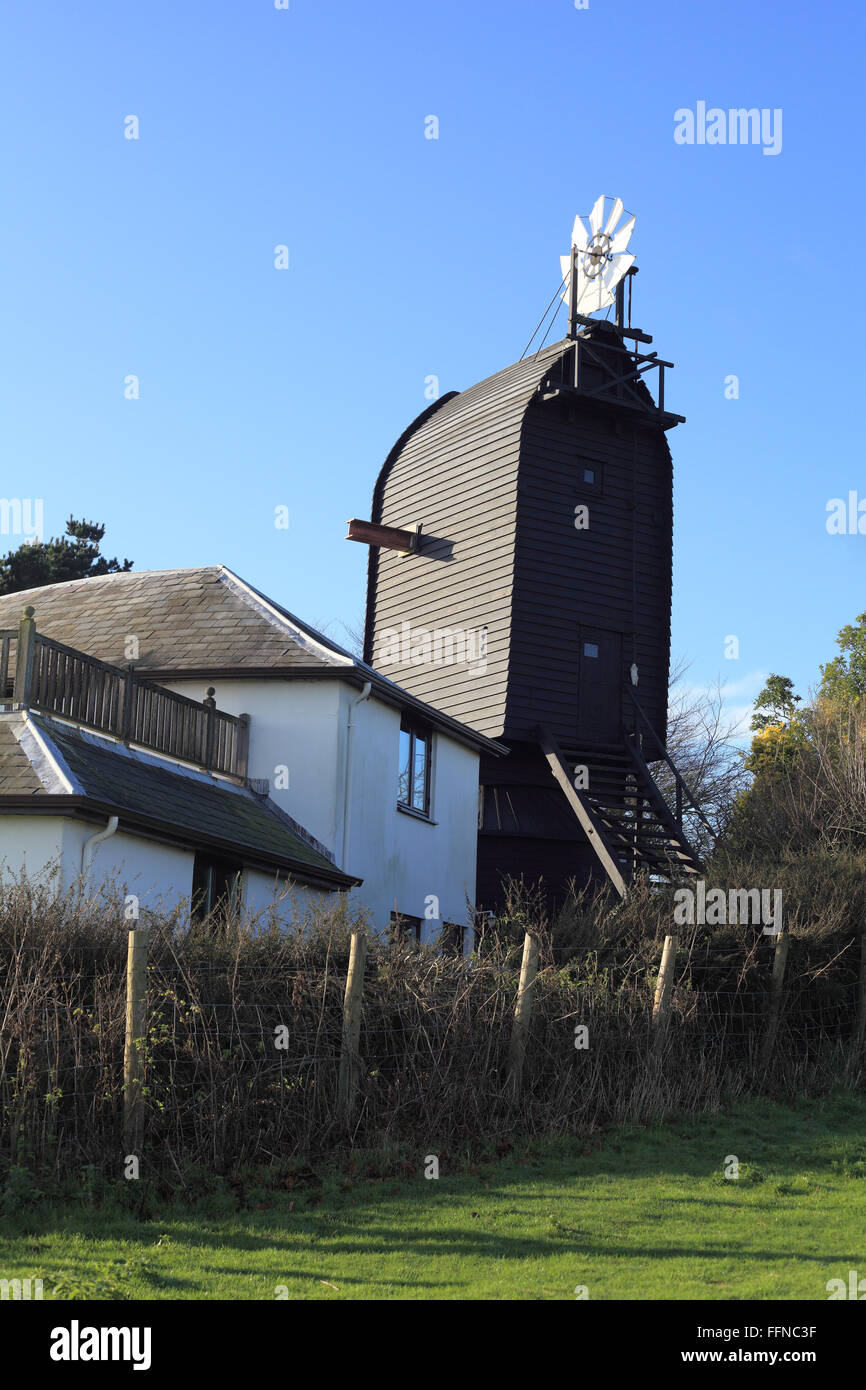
[589,796,652,810]
[593,817,677,840]
[539,725,708,891]
[605,831,699,862]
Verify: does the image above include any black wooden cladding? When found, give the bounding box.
[364,324,682,910]
[510,391,671,746]
[366,330,673,751]
[367,344,564,738]
[475,829,603,909]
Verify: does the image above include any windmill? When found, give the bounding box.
[349,198,712,910]
[560,195,636,325]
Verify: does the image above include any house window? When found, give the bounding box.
[578,462,602,492]
[583,642,599,659]
[390,910,422,946]
[441,921,464,957]
[191,852,242,923]
[398,717,432,815]
[583,467,596,484]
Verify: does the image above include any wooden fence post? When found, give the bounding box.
[12,606,36,704]
[760,929,790,1068]
[507,931,540,1098]
[652,933,678,1044]
[337,928,367,1127]
[123,926,148,1159]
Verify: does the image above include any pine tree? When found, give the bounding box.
[750,674,801,732]
[0,518,132,596]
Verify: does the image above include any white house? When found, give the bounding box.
[0,566,505,948]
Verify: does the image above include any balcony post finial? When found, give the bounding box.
[203,687,216,767]
[13,607,37,705]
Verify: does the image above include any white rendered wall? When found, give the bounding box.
[0,816,193,913]
[0,811,189,911]
[243,868,334,926]
[165,676,481,945]
[339,687,479,945]
[79,825,193,915]
[0,814,336,929]
[0,816,65,890]
[76,825,336,926]
[165,678,345,855]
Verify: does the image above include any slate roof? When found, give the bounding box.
[0,711,358,891]
[0,722,43,795]
[0,567,338,673]
[0,566,506,757]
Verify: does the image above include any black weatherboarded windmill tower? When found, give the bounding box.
[350,197,710,910]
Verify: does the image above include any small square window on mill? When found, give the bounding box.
[583,467,596,484]
[583,642,599,658]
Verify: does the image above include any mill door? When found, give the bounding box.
[577,627,622,743]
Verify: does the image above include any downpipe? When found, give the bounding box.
[341,682,372,869]
[81,815,119,876]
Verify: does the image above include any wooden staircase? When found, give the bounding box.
[538,727,705,898]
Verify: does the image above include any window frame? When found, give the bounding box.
[576,459,604,495]
[191,852,243,925]
[390,910,422,946]
[397,715,433,818]
[440,921,464,957]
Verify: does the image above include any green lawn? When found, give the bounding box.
[2,1094,865,1300]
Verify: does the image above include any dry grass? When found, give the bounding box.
[0,871,862,1180]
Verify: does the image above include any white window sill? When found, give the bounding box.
[397,802,437,825]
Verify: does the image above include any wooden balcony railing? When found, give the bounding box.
[0,607,249,781]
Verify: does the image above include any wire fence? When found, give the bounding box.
[2,903,863,1176]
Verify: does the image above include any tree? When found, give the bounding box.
[0,518,133,596]
[819,612,866,710]
[750,674,801,732]
[656,658,751,854]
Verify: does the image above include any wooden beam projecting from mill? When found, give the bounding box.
[346,519,420,554]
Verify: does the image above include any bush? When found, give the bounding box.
[0,872,862,1181]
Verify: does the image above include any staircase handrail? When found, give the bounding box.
[625,686,715,837]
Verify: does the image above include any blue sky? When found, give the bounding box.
[1,0,863,729]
